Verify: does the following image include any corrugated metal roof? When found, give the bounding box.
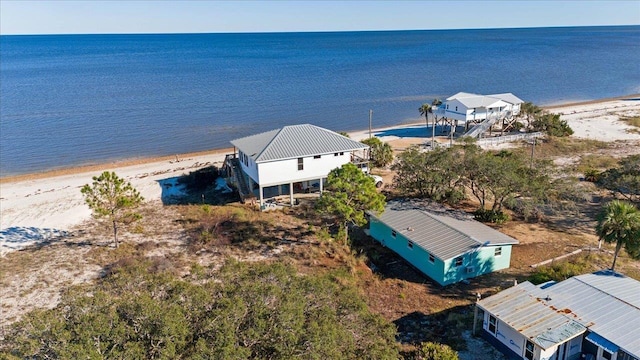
[488,93,524,105]
[477,270,640,357]
[370,201,518,260]
[445,92,523,108]
[544,271,640,357]
[230,124,368,163]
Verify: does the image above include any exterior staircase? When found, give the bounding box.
[223,155,253,202]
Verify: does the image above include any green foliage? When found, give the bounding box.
[419,103,432,123]
[317,163,386,242]
[393,142,557,220]
[177,165,219,192]
[596,200,640,271]
[519,102,543,130]
[1,260,400,359]
[528,257,597,284]
[531,113,573,137]
[415,342,459,360]
[392,146,462,202]
[472,208,509,224]
[583,168,601,182]
[361,137,394,168]
[598,155,640,204]
[81,171,144,248]
[338,131,351,138]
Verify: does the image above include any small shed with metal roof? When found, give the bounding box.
[475,270,640,360]
[367,200,518,286]
[224,124,369,208]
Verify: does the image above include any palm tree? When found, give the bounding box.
[419,103,432,129]
[595,200,640,271]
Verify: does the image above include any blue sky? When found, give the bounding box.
[1,0,639,35]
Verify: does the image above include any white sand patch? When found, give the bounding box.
[547,99,640,142]
[0,154,226,255]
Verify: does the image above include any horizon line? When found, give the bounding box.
[2,24,639,37]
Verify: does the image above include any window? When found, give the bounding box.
[525,340,534,360]
[391,230,396,238]
[446,104,449,109]
[602,350,612,360]
[454,257,463,267]
[488,315,497,335]
[339,152,344,155]
[455,106,458,111]
[408,241,414,249]
[495,247,502,257]
[297,157,304,171]
[429,253,435,263]
[313,155,321,159]
[334,153,339,156]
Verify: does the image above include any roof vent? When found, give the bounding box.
[407,227,414,232]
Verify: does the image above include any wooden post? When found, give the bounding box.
[259,186,264,208]
[289,183,294,205]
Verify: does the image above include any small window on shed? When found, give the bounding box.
[339,152,344,156]
[454,257,463,267]
[488,315,497,335]
[408,241,414,249]
[313,155,321,159]
[297,157,304,171]
[495,247,502,257]
[429,254,435,263]
[524,340,534,360]
[334,153,339,156]
[602,350,612,360]
[455,106,458,111]
[391,230,396,238]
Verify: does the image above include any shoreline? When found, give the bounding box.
[1,93,639,184]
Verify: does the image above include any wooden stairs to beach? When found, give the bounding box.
[224,156,253,202]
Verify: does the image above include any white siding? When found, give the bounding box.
[484,312,530,358]
[239,151,260,184]
[257,152,351,187]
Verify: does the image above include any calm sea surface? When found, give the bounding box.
[1,26,639,176]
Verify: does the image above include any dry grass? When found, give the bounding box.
[620,115,640,133]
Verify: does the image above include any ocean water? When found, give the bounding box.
[1,26,639,176]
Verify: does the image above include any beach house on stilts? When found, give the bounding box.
[433,92,524,138]
[223,124,369,209]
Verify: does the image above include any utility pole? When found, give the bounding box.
[530,137,536,169]
[368,109,373,139]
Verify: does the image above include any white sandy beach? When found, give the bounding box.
[1,97,639,255]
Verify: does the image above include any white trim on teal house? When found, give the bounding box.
[368,201,518,286]
[476,271,640,360]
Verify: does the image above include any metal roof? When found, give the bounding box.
[369,201,518,260]
[446,92,523,109]
[477,270,640,357]
[488,93,525,105]
[230,124,368,163]
[477,282,586,350]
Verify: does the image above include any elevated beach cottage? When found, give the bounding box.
[475,270,640,360]
[433,92,524,138]
[224,124,369,208]
[368,201,518,286]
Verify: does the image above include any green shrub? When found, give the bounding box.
[473,209,509,224]
[1,260,400,359]
[416,342,459,360]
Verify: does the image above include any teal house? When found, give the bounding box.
[368,201,518,286]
